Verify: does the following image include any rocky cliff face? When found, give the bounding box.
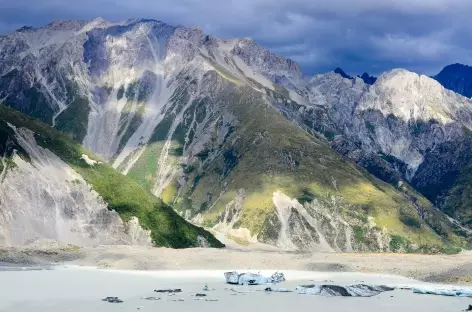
[0,124,152,247]
[0,105,222,248]
[0,18,469,252]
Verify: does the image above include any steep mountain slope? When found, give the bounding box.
[0,18,469,252]
[275,69,472,231]
[433,63,472,98]
[0,104,222,248]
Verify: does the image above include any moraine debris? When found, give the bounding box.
[102,296,123,303]
[154,288,182,293]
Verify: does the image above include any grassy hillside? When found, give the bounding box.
[135,71,467,253]
[0,104,224,248]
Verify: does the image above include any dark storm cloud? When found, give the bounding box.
[1,0,471,76]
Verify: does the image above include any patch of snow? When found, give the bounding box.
[80,154,100,166]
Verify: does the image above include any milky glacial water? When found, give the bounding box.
[0,266,470,312]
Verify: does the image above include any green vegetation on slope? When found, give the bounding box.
[127,80,199,194]
[169,73,466,252]
[55,82,90,142]
[443,162,472,228]
[0,104,223,248]
[127,142,163,191]
[411,133,472,231]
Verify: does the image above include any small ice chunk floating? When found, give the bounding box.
[224,271,286,285]
[412,287,472,297]
[296,284,394,297]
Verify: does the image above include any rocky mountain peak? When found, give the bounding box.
[360,68,472,124]
[44,20,91,31]
[433,63,472,98]
[437,63,472,75]
[333,67,353,80]
[358,72,377,85]
[16,26,36,33]
[230,37,301,80]
[174,24,206,44]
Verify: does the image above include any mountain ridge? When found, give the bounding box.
[0,18,470,252]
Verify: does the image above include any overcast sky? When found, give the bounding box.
[1,0,471,76]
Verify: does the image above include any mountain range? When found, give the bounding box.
[0,18,471,252]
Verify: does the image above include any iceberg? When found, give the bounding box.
[224,271,285,285]
[412,287,472,297]
[296,284,394,297]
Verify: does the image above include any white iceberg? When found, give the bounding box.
[412,287,472,297]
[296,284,394,297]
[224,271,285,285]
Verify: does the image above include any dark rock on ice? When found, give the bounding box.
[154,288,182,293]
[102,296,123,303]
[264,287,292,292]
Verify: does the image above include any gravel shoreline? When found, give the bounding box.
[1,245,471,284]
